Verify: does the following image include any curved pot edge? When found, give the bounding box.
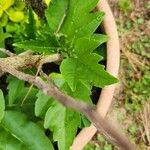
[71,0,120,149]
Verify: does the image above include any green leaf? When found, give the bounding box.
[60,52,118,91]
[1,111,54,150]
[45,0,69,33]
[13,40,58,54]
[7,76,24,106]
[58,0,116,91]
[35,73,65,118]
[38,73,90,150]
[18,87,38,119]
[62,81,92,103]
[51,73,92,102]
[0,126,28,150]
[74,34,108,54]
[61,0,104,39]
[0,90,5,122]
[25,7,36,39]
[35,91,53,117]
[83,143,95,150]
[35,73,91,119]
[0,33,12,42]
[0,27,5,48]
[44,101,80,150]
[80,115,91,127]
[104,144,113,150]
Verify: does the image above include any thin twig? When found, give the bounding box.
[20,54,62,105]
[0,57,136,150]
[21,84,34,106]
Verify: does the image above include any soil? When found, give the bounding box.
[108,0,150,149]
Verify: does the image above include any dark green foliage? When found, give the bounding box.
[1,111,54,150]
[14,40,58,54]
[25,7,37,39]
[125,70,150,112]
[0,126,28,150]
[45,0,68,33]
[0,0,118,150]
[118,0,133,12]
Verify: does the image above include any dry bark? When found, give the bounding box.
[0,51,136,150]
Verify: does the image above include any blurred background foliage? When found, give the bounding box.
[84,0,150,149]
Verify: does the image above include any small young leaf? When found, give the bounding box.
[0,90,5,122]
[60,53,117,91]
[1,111,54,150]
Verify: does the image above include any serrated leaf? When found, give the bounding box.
[35,73,65,118]
[63,81,92,104]
[60,32,117,91]
[74,34,108,54]
[45,0,69,33]
[13,40,58,54]
[1,111,54,150]
[0,90,5,122]
[51,73,92,102]
[0,126,28,150]
[35,73,91,119]
[25,8,36,39]
[61,0,104,39]
[38,73,90,150]
[75,12,104,38]
[60,53,118,91]
[7,76,24,106]
[44,101,80,150]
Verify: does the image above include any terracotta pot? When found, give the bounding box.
[71,0,120,149]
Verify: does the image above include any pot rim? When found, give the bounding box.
[71,0,120,149]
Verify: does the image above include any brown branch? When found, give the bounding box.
[0,71,5,78]
[0,53,62,71]
[0,54,136,150]
[0,48,16,57]
[72,0,121,148]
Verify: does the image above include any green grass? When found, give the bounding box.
[85,1,150,149]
